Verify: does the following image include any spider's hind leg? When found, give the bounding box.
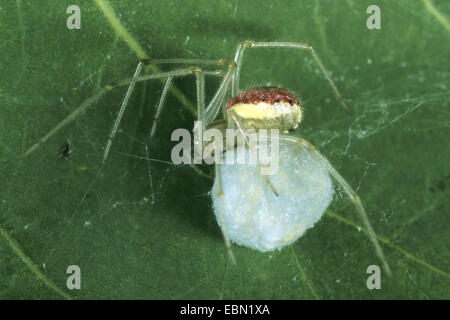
[232,40,352,115]
[279,135,392,277]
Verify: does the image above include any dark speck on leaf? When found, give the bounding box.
[58,139,71,159]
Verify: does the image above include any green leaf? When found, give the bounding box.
[1,0,449,299]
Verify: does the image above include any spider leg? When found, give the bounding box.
[205,62,236,126]
[20,65,229,160]
[188,162,213,180]
[142,58,231,66]
[150,75,173,138]
[232,41,352,115]
[103,61,144,163]
[229,114,279,195]
[278,135,392,277]
[214,163,237,266]
[194,71,206,136]
[187,62,235,181]
[139,58,230,115]
[149,63,234,140]
[146,65,233,180]
[20,87,109,159]
[141,57,236,128]
[107,65,231,163]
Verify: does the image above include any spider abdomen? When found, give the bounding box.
[226,87,302,133]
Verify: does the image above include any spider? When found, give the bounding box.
[21,41,391,277]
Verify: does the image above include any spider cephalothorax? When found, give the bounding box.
[226,87,302,133]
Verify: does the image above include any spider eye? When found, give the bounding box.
[276,99,280,103]
[262,98,265,102]
[288,100,293,105]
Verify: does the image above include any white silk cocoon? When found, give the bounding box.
[211,142,333,252]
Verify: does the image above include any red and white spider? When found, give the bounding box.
[22,41,391,277]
